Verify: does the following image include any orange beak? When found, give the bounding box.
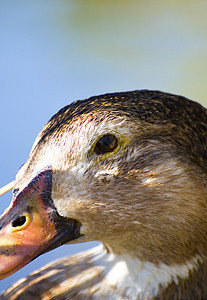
[0,168,81,280]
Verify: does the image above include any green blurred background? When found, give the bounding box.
[1,0,207,291]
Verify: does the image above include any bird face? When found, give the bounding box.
[0,90,207,279]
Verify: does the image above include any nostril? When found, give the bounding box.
[11,212,31,232]
[12,216,26,228]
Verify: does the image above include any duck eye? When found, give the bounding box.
[94,134,118,155]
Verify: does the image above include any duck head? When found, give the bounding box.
[1,90,207,279]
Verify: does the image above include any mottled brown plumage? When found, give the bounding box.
[1,90,207,299]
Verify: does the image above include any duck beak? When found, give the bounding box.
[0,168,81,280]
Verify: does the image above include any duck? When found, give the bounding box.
[0,90,207,299]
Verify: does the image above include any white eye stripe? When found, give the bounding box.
[95,167,119,178]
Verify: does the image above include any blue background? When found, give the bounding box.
[1,0,207,292]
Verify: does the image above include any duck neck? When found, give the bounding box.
[92,245,206,299]
[154,258,207,300]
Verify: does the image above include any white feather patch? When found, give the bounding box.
[91,245,201,299]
